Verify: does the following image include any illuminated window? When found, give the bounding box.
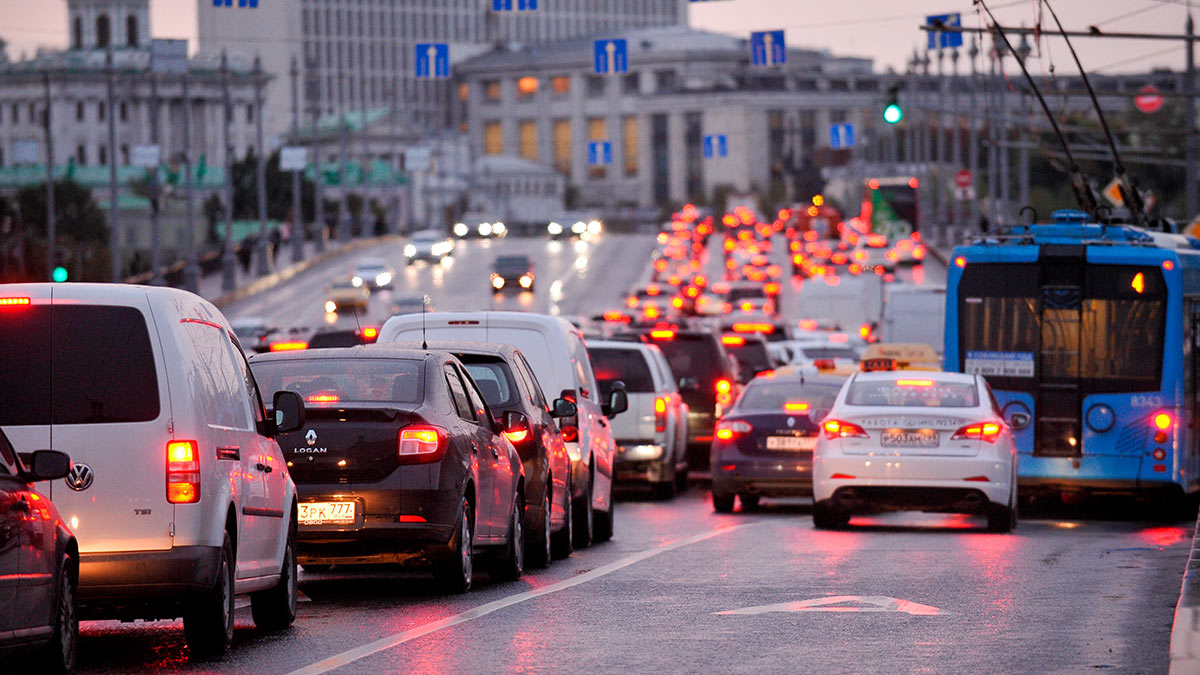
[517,76,539,99]
[551,76,570,96]
[623,115,638,177]
[484,121,502,155]
[553,118,571,174]
[484,80,501,102]
[519,120,538,162]
[457,83,469,101]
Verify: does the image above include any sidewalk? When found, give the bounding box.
[1171,517,1200,673]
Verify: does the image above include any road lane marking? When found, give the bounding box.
[717,595,950,616]
[289,522,758,675]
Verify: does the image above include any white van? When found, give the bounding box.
[379,311,622,546]
[0,284,305,655]
[879,284,947,352]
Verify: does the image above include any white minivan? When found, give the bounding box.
[0,284,305,655]
[379,311,624,546]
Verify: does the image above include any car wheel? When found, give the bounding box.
[35,556,77,674]
[184,532,235,656]
[551,484,574,560]
[527,486,553,569]
[812,500,850,530]
[434,498,473,593]
[494,493,525,581]
[593,500,614,543]
[674,464,689,493]
[251,519,298,630]
[740,494,760,511]
[651,479,676,500]
[712,491,735,513]
[986,501,1017,533]
[572,475,594,549]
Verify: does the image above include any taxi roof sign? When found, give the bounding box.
[860,343,941,371]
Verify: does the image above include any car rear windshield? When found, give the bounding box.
[251,358,424,404]
[0,304,160,425]
[845,379,979,408]
[650,335,728,386]
[736,381,842,414]
[589,347,656,396]
[797,346,860,361]
[726,342,773,376]
[459,357,519,408]
[307,331,363,349]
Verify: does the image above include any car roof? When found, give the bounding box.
[851,370,976,385]
[250,345,438,363]
[392,340,520,359]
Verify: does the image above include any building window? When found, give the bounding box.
[655,69,676,93]
[622,73,638,95]
[588,117,607,179]
[551,75,570,96]
[623,115,638,177]
[484,121,502,155]
[126,15,139,47]
[586,75,606,98]
[247,104,254,124]
[76,101,84,121]
[483,80,501,102]
[553,118,571,174]
[98,144,107,166]
[98,102,106,122]
[77,145,87,166]
[518,120,538,162]
[119,102,128,122]
[96,15,111,49]
[516,76,539,99]
[73,17,83,49]
[457,83,469,101]
[121,144,130,166]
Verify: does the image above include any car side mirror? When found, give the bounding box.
[27,450,72,482]
[273,390,306,434]
[551,397,577,418]
[678,377,699,392]
[603,381,629,418]
[502,410,531,439]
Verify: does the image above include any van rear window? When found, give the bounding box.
[251,358,424,404]
[589,348,656,395]
[0,305,160,425]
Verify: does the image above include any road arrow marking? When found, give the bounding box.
[716,595,950,616]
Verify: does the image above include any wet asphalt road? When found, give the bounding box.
[70,490,1190,674]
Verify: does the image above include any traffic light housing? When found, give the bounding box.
[883,84,903,125]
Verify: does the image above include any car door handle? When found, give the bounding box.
[255,462,273,474]
[217,446,240,461]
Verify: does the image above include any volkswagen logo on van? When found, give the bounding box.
[305,429,318,445]
[65,463,94,491]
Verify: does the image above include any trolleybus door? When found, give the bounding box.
[1035,256,1084,458]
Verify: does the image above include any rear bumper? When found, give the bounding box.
[615,446,673,484]
[78,546,223,620]
[712,460,812,497]
[814,453,1013,506]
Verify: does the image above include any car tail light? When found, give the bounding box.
[715,419,752,440]
[913,245,926,260]
[715,378,734,407]
[306,393,340,403]
[951,422,1003,443]
[167,440,201,504]
[361,326,379,341]
[0,297,31,307]
[650,329,675,340]
[859,323,872,340]
[732,322,773,334]
[654,397,667,433]
[560,423,578,443]
[721,335,746,346]
[823,420,868,440]
[398,425,447,464]
[270,341,308,352]
[503,428,529,444]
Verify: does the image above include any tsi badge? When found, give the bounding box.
[296,429,327,455]
[65,463,94,491]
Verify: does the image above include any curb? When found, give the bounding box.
[210,235,403,309]
[1170,516,1200,673]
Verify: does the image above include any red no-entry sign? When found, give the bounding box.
[954,169,973,189]
[1135,85,1164,114]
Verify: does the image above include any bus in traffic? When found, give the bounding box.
[943,209,1200,505]
[861,176,920,240]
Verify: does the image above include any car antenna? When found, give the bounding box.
[974,0,1099,220]
[1040,0,1147,228]
[421,294,429,350]
[351,305,364,339]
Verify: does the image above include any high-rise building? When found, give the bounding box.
[197,0,686,140]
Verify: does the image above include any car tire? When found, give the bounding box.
[674,464,689,493]
[494,493,526,581]
[572,476,594,549]
[434,498,473,593]
[986,501,1017,534]
[527,486,553,569]
[35,556,77,674]
[184,532,235,656]
[251,519,298,630]
[651,479,676,500]
[740,494,761,511]
[551,485,574,560]
[812,500,850,530]
[593,501,614,543]
[712,491,735,513]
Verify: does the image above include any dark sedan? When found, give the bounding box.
[710,373,845,513]
[0,429,76,673]
[250,346,528,592]
[491,255,535,293]
[420,341,577,567]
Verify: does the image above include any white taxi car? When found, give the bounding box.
[812,371,1017,532]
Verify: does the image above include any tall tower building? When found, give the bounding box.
[198,0,687,140]
[67,0,151,51]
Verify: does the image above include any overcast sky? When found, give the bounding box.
[0,0,1194,77]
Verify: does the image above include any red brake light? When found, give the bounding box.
[398,425,447,464]
[1154,412,1174,430]
[732,322,774,334]
[823,420,868,440]
[0,297,31,307]
[650,329,675,340]
[306,393,340,403]
[715,378,733,395]
[361,326,379,341]
[1164,260,1176,271]
[715,419,752,440]
[560,424,578,443]
[502,429,529,444]
[721,335,746,346]
[951,422,1003,443]
[896,379,934,387]
[954,256,967,268]
[654,396,667,433]
[166,440,200,504]
[859,323,871,340]
[784,402,809,413]
[270,341,308,352]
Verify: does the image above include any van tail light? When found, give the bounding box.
[715,420,752,441]
[398,425,447,464]
[822,420,868,440]
[560,423,579,443]
[166,440,201,504]
[654,397,667,433]
[0,297,31,307]
[951,422,1003,443]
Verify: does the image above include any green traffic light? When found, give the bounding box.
[883,104,903,125]
[52,266,68,283]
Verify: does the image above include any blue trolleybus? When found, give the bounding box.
[944,210,1200,500]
